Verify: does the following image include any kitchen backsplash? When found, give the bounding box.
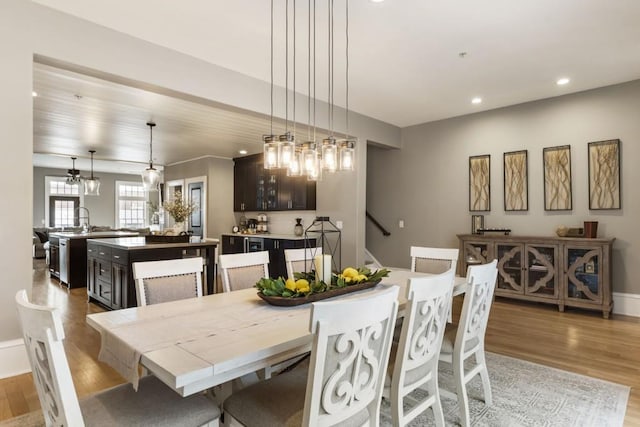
[234,211,317,235]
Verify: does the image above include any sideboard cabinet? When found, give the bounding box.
[457,234,615,318]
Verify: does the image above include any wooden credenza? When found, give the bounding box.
[457,234,615,318]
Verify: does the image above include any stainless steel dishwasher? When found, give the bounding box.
[58,237,69,285]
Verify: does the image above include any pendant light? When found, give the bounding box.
[263,0,278,169]
[83,150,100,195]
[141,121,161,191]
[338,0,357,171]
[66,157,81,185]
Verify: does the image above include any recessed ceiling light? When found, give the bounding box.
[370,0,384,3]
[471,97,482,105]
[239,150,248,155]
[557,77,570,86]
[32,91,38,97]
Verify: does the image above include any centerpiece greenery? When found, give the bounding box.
[162,191,197,223]
[255,266,390,298]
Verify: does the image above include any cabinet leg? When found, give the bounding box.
[603,310,610,319]
[558,304,565,312]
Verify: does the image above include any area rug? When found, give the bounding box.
[380,352,629,427]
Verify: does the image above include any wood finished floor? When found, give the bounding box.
[1,259,639,425]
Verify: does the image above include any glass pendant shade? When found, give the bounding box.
[263,135,279,169]
[287,149,302,177]
[142,122,160,191]
[84,178,100,196]
[339,141,355,171]
[278,133,295,169]
[84,150,100,195]
[301,142,318,176]
[321,138,338,172]
[142,167,161,191]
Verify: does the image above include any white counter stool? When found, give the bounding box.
[15,290,220,427]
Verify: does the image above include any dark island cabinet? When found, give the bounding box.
[234,153,316,212]
[87,241,128,309]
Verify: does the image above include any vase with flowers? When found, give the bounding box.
[162,191,197,235]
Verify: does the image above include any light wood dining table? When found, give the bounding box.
[86,268,468,397]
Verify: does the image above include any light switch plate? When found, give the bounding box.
[399,220,405,228]
[336,220,343,229]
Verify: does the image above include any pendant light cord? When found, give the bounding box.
[270,0,274,136]
[285,0,289,133]
[345,0,350,140]
[149,126,153,168]
[292,0,296,139]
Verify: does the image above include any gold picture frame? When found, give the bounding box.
[469,155,490,212]
[543,145,572,211]
[588,139,621,210]
[503,150,528,211]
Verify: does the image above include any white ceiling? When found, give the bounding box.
[32,0,640,168]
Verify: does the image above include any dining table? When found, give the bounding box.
[86,268,468,398]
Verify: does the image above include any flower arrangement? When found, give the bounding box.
[162,191,197,223]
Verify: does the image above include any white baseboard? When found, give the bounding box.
[0,339,31,379]
[612,292,640,317]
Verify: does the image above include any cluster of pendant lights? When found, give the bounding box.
[263,0,355,180]
[66,150,101,195]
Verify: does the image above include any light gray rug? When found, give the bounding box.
[380,352,629,427]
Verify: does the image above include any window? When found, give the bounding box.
[116,181,147,229]
[45,177,84,227]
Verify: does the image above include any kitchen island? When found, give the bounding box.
[49,231,138,288]
[87,237,219,310]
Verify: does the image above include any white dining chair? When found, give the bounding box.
[132,257,204,306]
[222,285,400,427]
[410,246,459,322]
[284,247,322,280]
[218,251,270,292]
[389,268,455,426]
[14,289,220,427]
[438,259,498,427]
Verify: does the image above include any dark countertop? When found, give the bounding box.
[88,236,219,250]
[49,231,139,239]
[221,233,307,240]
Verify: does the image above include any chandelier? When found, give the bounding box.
[141,121,161,191]
[263,0,355,180]
[84,149,101,196]
[66,157,81,185]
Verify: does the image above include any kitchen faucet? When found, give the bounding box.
[75,207,90,232]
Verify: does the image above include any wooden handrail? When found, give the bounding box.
[366,211,391,236]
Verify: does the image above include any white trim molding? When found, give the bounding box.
[0,339,31,379]
[612,292,640,318]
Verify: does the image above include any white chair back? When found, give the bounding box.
[219,251,270,292]
[15,290,84,426]
[410,246,459,275]
[302,285,400,427]
[284,247,322,280]
[391,268,455,426]
[132,257,204,306]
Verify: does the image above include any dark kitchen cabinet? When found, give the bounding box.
[234,153,316,212]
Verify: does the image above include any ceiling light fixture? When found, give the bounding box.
[269,0,355,180]
[239,149,248,155]
[471,97,483,104]
[557,77,570,85]
[141,121,161,192]
[32,91,38,97]
[84,150,100,196]
[66,157,81,185]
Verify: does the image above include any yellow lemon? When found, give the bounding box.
[344,277,352,283]
[295,279,310,290]
[285,278,297,292]
[297,285,310,293]
[342,267,359,278]
[356,274,368,282]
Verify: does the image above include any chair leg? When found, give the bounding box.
[390,380,403,426]
[453,355,470,427]
[475,350,493,406]
[427,376,445,427]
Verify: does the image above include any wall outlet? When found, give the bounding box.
[399,220,405,228]
[336,220,343,229]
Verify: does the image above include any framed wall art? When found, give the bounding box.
[503,150,528,211]
[543,145,572,211]
[588,139,621,210]
[469,154,490,211]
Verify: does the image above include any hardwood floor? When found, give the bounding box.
[2,259,639,425]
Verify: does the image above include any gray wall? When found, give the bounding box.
[367,80,640,294]
[33,166,154,228]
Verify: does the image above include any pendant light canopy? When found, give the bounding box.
[263,0,355,179]
[66,157,81,185]
[84,150,100,196]
[141,121,161,192]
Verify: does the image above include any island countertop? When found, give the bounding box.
[88,236,219,250]
[49,231,139,239]
[220,232,307,240]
